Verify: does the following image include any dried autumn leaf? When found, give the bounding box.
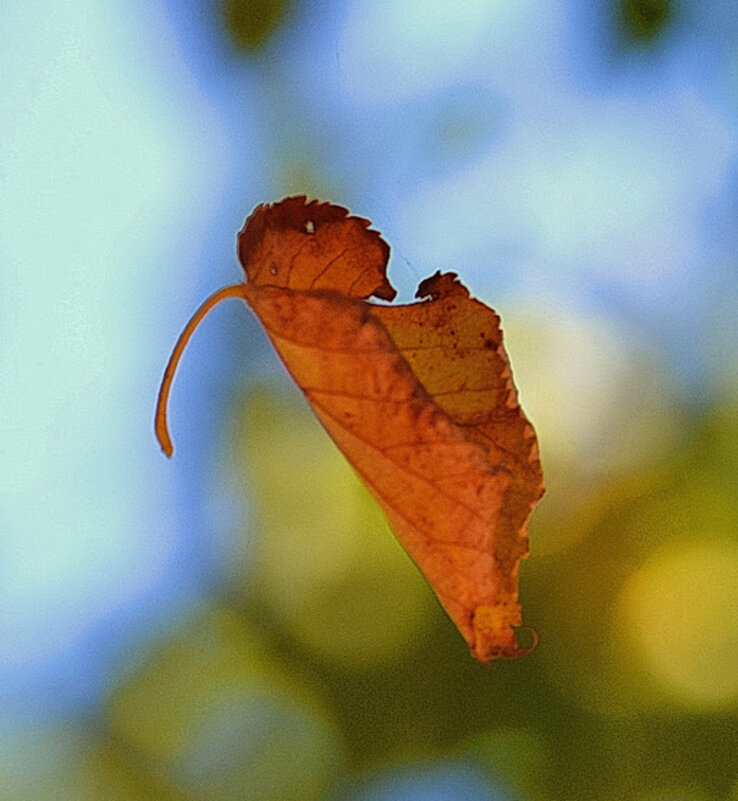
[155,196,544,661]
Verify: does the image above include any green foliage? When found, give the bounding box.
[619,0,674,42]
[221,0,293,51]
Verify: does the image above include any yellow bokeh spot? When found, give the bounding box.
[618,540,738,710]
[501,304,679,556]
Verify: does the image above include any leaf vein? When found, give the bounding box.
[308,247,349,289]
[307,393,496,531]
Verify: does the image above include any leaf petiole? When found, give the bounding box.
[154,283,248,457]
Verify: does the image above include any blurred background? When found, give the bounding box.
[2,1,737,799]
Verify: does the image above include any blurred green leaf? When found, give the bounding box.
[221,0,293,51]
[618,0,674,42]
[232,385,434,668]
[107,606,343,801]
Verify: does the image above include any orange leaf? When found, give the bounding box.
[155,197,544,661]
